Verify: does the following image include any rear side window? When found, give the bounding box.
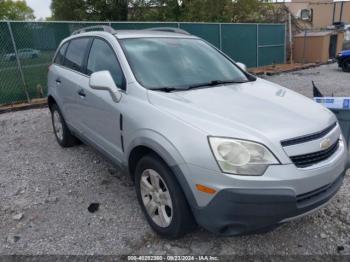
[54,42,68,65]
[87,38,125,89]
[64,38,90,73]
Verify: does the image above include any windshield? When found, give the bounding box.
[119,37,249,90]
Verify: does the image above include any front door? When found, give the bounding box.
[76,37,126,162]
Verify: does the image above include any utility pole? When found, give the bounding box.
[340,1,344,22]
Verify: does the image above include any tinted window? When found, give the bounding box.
[54,42,68,65]
[87,38,124,89]
[64,38,90,73]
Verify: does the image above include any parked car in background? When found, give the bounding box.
[337,50,350,72]
[3,48,40,61]
[48,26,348,239]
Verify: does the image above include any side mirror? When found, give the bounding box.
[89,71,122,103]
[236,62,247,72]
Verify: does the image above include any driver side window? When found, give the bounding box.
[87,38,125,90]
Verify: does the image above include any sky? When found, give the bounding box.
[24,0,52,19]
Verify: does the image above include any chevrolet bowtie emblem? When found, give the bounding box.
[320,138,331,150]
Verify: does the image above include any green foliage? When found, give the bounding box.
[50,0,280,23]
[129,0,279,23]
[51,0,89,21]
[0,0,35,20]
[226,0,278,23]
[86,0,128,21]
[176,0,229,22]
[51,0,128,21]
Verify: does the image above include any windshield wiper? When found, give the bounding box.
[149,87,178,93]
[186,79,248,90]
[149,79,248,93]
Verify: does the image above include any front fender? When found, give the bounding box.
[125,129,185,167]
[125,129,199,208]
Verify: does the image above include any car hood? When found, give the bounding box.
[147,78,336,144]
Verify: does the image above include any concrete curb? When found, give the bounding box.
[250,61,335,76]
[0,98,47,114]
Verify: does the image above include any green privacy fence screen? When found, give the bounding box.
[0,21,285,105]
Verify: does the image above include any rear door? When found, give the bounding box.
[54,37,92,132]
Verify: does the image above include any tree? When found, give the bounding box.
[181,0,231,22]
[86,0,128,21]
[129,0,276,23]
[224,0,275,23]
[51,0,87,21]
[51,0,128,21]
[0,0,35,20]
[50,0,278,23]
[129,0,228,22]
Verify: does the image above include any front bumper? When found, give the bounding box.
[192,171,345,236]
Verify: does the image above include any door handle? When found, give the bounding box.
[55,78,61,84]
[77,89,86,97]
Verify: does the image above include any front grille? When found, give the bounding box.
[281,123,337,147]
[290,140,339,168]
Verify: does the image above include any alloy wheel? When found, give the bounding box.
[140,169,173,228]
[53,110,63,141]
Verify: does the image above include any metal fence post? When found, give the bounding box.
[219,23,222,50]
[7,21,30,103]
[256,24,259,68]
[288,13,293,64]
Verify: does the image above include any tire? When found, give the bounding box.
[342,60,350,72]
[135,154,196,239]
[50,103,79,147]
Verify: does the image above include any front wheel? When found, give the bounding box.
[135,154,196,239]
[342,60,350,72]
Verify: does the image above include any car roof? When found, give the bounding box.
[114,30,198,39]
[64,29,198,42]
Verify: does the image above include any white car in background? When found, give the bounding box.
[3,48,40,61]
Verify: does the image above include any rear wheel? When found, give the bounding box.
[342,60,350,72]
[135,154,196,239]
[51,103,79,147]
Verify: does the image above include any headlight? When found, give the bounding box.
[208,137,279,176]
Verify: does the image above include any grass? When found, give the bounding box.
[0,51,54,105]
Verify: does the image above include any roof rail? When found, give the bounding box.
[145,27,191,35]
[71,25,116,35]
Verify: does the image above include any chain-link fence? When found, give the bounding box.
[0,21,286,105]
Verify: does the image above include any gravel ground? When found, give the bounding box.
[0,63,349,256]
[264,63,349,97]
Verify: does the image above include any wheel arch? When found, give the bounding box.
[126,133,198,208]
[47,95,57,112]
[342,57,350,65]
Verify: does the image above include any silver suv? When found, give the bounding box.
[48,26,348,239]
